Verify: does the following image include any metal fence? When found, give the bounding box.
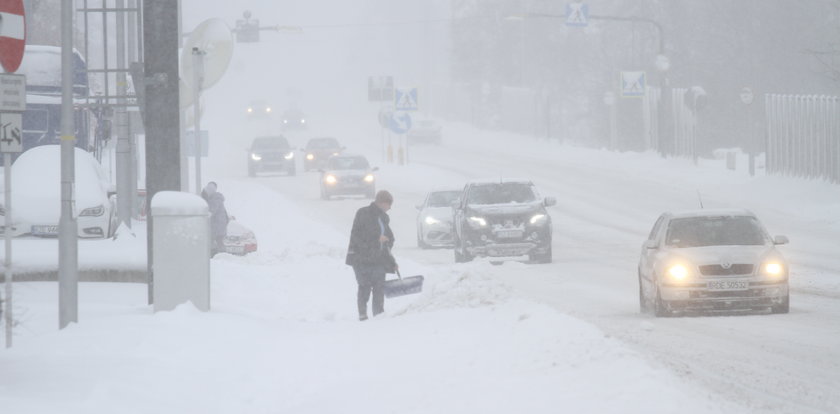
[765,94,840,183]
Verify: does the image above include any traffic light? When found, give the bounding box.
[235,10,260,43]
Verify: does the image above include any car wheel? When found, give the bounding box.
[248,164,256,177]
[653,283,672,317]
[771,294,790,314]
[529,244,552,264]
[288,165,296,176]
[417,227,429,249]
[320,188,330,200]
[638,272,650,314]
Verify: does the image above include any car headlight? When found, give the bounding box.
[324,175,337,185]
[284,151,295,160]
[283,119,288,124]
[529,213,548,226]
[301,118,306,124]
[251,153,262,161]
[762,262,786,277]
[666,264,689,281]
[247,107,253,113]
[306,153,315,160]
[332,152,339,156]
[80,205,105,217]
[265,107,272,113]
[424,216,440,225]
[467,216,487,229]
[363,174,375,183]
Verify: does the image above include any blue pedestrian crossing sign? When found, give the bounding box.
[565,3,589,27]
[620,71,647,97]
[395,88,419,111]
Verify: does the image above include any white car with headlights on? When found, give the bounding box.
[638,209,789,316]
[415,189,460,248]
[319,154,377,200]
[0,145,116,238]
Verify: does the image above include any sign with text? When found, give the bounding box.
[0,73,25,111]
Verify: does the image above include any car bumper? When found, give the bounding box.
[660,281,789,311]
[420,224,454,247]
[252,159,294,172]
[463,227,550,257]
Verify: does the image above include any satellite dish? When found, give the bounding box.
[180,18,233,107]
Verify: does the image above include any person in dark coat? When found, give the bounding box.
[201,181,229,256]
[346,190,397,321]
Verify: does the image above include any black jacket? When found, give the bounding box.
[346,202,395,268]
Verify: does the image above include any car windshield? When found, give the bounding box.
[307,138,339,149]
[328,156,369,170]
[252,136,289,149]
[427,191,461,207]
[666,216,769,247]
[466,183,536,204]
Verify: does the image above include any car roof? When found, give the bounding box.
[667,208,756,219]
[467,178,534,186]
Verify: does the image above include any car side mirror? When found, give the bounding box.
[643,240,658,249]
[544,197,556,207]
[773,235,789,245]
[371,167,379,172]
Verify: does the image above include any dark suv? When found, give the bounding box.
[247,135,296,177]
[453,180,556,264]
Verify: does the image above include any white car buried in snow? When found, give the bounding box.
[415,189,460,248]
[1,145,117,238]
[638,208,790,316]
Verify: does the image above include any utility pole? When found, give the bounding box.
[59,0,79,329]
[115,0,132,229]
[143,0,182,304]
[192,47,205,194]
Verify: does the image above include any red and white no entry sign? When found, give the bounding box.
[0,0,25,73]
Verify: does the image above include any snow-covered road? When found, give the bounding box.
[218,116,840,414]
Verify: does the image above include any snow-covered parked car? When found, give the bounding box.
[452,180,555,264]
[319,154,378,200]
[223,218,258,255]
[0,145,117,238]
[416,189,460,248]
[638,208,790,316]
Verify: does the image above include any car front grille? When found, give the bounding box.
[699,264,754,276]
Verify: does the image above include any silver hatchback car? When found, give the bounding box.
[638,209,789,316]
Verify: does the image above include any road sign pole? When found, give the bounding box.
[59,0,79,329]
[192,48,205,194]
[4,153,12,348]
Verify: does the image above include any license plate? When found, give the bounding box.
[496,230,523,239]
[32,225,59,236]
[226,245,246,255]
[707,280,749,291]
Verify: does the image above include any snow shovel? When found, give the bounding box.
[384,269,424,298]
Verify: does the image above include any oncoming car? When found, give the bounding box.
[246,100,272,118]
[452,180,555,264]
[281,108,306,130]
[302,137,344,172]
[416,190,460,248]
[247,135,296,177]
[638,209,790,316]
[319,154,378,200]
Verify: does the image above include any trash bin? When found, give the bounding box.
[151,191,210,312]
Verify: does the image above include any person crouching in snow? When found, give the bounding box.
[201,181,230,256]
[345,190,397,321]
